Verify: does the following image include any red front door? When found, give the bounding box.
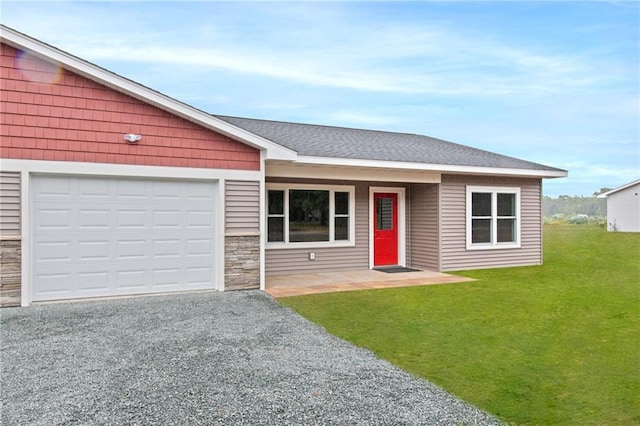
[374,192,398,266]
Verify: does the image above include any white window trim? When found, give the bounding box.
[266,183,356,250]
[466,186,521,250]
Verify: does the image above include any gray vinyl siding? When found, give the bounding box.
[0,171,20,237]
[409,183,440,271]
[225,180,260,234]
[440,174,542,271]
[265,177,409,275]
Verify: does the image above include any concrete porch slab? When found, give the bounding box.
[265,269,475,298]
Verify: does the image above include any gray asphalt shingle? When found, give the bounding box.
[214,115,564,172]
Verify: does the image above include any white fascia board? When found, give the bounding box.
[597,179,640,198]
[0,25,297,162]
[0,158,262,181]
[294,155,569,179]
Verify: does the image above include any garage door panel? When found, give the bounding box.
[36,241,73,263]
[35,177,72,199]
[116,180,147,198]
[153,210,181,228]
[34,208,72,230]
[153,181,181,199]
[77,271,110,291]
[117,210,147,228]
[77,240,110,261]
[116,240,147,259]
[153,239,181,258]
[36,273,73,295]
[187,239,213,256]
[78,209,111,229]
[78,178,111,199]
[153,268,180,286]
[116,269,147,289]
[186,182,216,200]
[186,267,213,285]
[187,210,213,228]
[32,175,218,302]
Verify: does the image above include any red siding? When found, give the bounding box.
[0,43,260,170]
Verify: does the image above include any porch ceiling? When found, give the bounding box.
[266,162,441,184]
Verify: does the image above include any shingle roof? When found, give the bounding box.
[214,115,565,172]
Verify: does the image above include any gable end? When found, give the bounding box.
[1,43,259,170]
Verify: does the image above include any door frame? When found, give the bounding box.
[369,186,406,269]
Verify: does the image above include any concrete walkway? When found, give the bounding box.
[265,269,474,297]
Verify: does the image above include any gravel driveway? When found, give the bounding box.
[1,290,501,425]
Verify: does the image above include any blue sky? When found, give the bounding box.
[2,1,638,197]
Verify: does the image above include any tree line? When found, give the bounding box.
[542,188,610,218]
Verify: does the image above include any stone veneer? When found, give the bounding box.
[0,238,21,307]
[0,235,261,306]
[224,235,260,290]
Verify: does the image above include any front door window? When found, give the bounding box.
[376,197,394,230]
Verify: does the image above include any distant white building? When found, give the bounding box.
[597,179,640,232]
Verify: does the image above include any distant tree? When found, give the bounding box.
[542,191,606,218]
[592,188,612,197]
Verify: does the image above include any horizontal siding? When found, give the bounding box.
[225,180,260,234]
[440,175,542,271]
[0,171,20,237]
[409,183,439,271]
[265,178,409,275]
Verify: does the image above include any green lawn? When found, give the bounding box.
[279,225,640,425]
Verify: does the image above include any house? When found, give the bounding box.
[0,25,567,307]
[597,179,640,232]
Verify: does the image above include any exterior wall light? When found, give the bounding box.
[124,134,142,144]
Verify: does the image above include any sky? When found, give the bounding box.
[2,1,638,197]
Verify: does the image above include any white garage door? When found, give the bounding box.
[32,175,218,302]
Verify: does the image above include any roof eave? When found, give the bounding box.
[597,179,640,198]
[0,25,297,162]
[292,155,568,179]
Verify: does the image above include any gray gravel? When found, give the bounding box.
[1,290,502,425]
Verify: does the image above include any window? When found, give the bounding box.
[267,184,355,247]
[267,190,284,242]
[334,191,350,241]
[466,186,520,249]
[376,197,394,230]
[289,190,329,242]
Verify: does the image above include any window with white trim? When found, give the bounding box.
[267,184,355,247]
[466,186,521,249]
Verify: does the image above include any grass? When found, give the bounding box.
[279,225,640,425]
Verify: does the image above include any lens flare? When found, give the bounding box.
[16,49,63,84]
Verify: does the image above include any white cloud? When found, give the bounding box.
[544,160,639,197]
[5,2,619,98]
[64,34,603,98]
[561,162,638,178]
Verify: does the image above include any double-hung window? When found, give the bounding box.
[267,184,355,248]
[466,186,520,249]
